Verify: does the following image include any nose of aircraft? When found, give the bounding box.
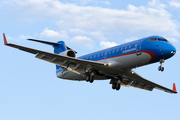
[170,45,176,55]
[164,43,176,59]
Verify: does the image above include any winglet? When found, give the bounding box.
[3,33,9,45]
[173,83,178,93]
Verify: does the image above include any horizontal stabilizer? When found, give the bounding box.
[28,39,77,53]
[27,39,61,46]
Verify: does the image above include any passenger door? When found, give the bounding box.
[136,40,142,56]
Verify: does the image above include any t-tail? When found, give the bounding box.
[27,39,77,70]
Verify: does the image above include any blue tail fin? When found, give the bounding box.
[53,41,67,54]
[53,41,67,70]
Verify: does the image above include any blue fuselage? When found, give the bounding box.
[79,36,175,63]
[56,36,176,80]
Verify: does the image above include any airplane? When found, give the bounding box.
[3,33,177,94]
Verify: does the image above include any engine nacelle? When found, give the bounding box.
[59,50,76,58]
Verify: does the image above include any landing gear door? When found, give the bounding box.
[136,40,142,56]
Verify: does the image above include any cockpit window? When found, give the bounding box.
[148,38,168,42]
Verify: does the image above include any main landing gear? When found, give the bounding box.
[86,70,94,83]
[111,78,122,91]
[158,59,164,72]
[112,82,121,90]
[86,75,94,83]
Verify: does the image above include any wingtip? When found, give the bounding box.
[173,83,178,93]
[3,33,9,45]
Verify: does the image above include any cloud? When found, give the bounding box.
[70,36,94,48]
[69,29,107,41]
[125,37,139,42]
[76,0,110,5]
[98,1,110,5]
[1,0,180,44]
[148,0,166,8]
[6,0,178,32]
[40,28,69,40]
[170,1,180,8]
[6,36,20,42]
[100,41,118,49]
[19,34,33,39]
[90,31,107,41]
[165,37,179,43]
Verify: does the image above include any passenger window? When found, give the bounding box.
[94,55,96,58]
[135,44,137,48]
[121,48,123,51]
[97,54,99,57]
[86,57,88,60]
[117,49,119,52]
[113,50,115,53]
[125,46,127,49]
[129,45,131,48]
[90,56,92,59]
[105,52,107,55]
[101,53,103,56]
[109,51,111,54]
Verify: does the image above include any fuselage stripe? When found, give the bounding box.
[96,51,155,62]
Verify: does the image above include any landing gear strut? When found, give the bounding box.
[158,59,164,72]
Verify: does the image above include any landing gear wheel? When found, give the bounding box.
[86,75,90,82]
[116,83,121,90]
[161,67,164,72]
[89,76,94,83]
[158,66,161,71]
[112,83,116,89]
[86,75,94,83]
[158,66,164,72]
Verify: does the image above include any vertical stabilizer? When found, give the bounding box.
[53,41,67,70]
[53,41,67,54]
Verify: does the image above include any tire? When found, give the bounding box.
[116,84,121,90]
[112,83,116,89]
[89,76,94,83]
[86,75,90,82]
[158,66,161,71]
[161,67,164,72]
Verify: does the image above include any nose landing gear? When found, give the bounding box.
[158,59,164,72]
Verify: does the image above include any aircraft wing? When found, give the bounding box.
[3,33,109,75]
[122,70,177,94]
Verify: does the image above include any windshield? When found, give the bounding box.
[148,38,168,42]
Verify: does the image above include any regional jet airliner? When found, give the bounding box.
[3,33,177,94]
